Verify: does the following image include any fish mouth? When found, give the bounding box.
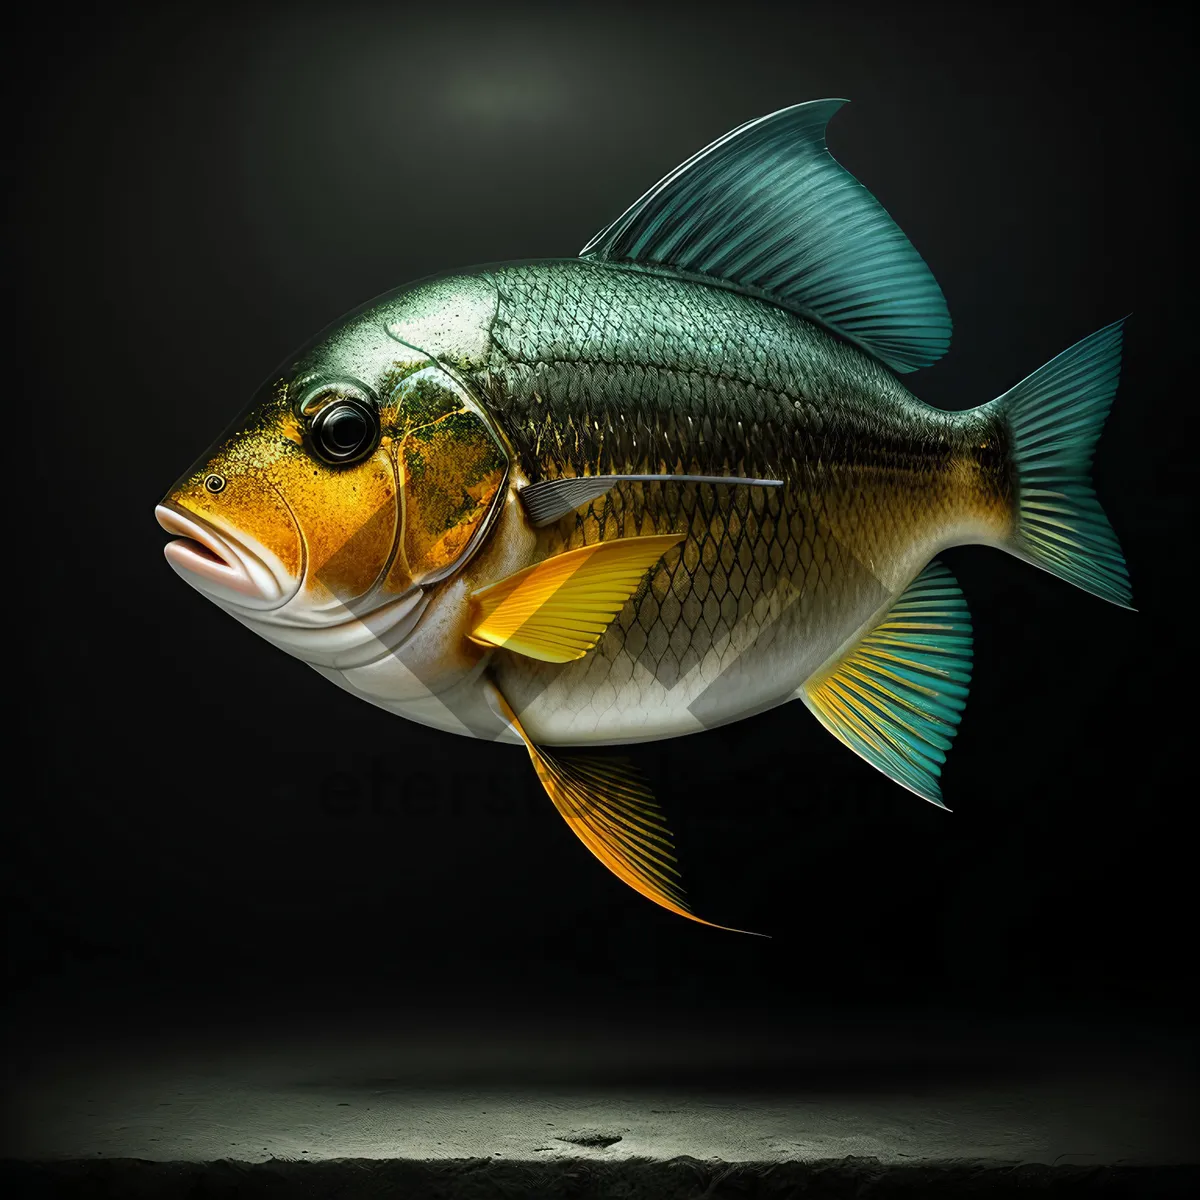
[156,503,296,610]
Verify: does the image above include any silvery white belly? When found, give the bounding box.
[493,564,892,746]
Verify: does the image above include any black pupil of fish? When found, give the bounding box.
[322,406,367,453]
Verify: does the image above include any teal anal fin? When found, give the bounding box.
[989,318,1133,608]
[580,99,952,373]
[799,561,973,807]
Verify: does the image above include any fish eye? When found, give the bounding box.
[310,399,379,465]
[298,382,381,466]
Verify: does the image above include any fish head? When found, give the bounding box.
[157,275,516,704]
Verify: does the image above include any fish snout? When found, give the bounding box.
[156,474,304,611]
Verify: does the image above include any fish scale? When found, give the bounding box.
[470,260,966,741]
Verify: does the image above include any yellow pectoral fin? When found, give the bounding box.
[469,534,684,663]
[487,687,764,936]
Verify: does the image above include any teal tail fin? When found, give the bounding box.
[990,318,1133,608]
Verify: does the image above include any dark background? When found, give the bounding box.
[9,1,1194,1046]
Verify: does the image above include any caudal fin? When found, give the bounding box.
[991,318,1133,608]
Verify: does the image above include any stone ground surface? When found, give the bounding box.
[2,1006,1196,1195]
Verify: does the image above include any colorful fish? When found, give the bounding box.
[156,100,1131,932]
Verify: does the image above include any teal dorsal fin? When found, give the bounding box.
[798,560,973,807]
[580,100,952,374]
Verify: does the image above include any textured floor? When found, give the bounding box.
[2,1006,1196,1196]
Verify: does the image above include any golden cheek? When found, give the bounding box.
[269,449,399,602]
[396,415,507,584]
[170,469,305,580]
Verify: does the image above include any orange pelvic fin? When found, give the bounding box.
[486,685,765,936]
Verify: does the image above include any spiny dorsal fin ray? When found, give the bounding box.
[799,560,973,807]
[469,534,684,663]
[519,473,783,528]
[581,99,952,374]
[487,685,764,935]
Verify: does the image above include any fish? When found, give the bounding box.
[156,100,1132,933]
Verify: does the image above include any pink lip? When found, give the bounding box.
[156,504,274,603]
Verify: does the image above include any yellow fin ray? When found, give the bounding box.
[487,687,764,936]
[799,560,973,809]
[469,534,685,663]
